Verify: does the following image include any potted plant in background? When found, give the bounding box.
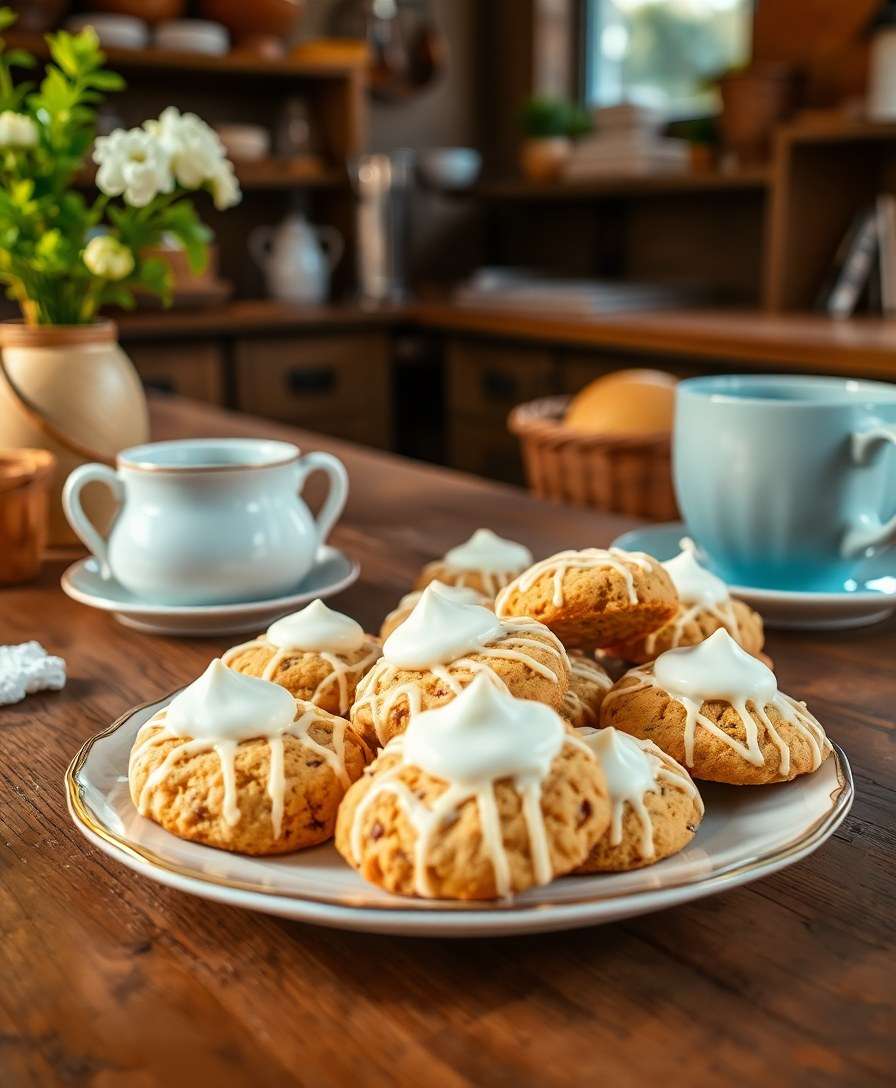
[0,8,241,545]
[519,96,592,183]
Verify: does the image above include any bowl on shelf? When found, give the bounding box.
[418,147,482,191]
[154,19,230,55]
[199,0,304,43]
[66,13,150,49]
[89,0,185,23]
[214,124,271,162]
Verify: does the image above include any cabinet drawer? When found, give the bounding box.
[448,418,524,486]
[234,335,390,428]
[446,341,556,422]
[129,341,224,404]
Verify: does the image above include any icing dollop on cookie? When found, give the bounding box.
[583,726,657,806]
[383,583,504,667]
[395,581,488,612]
[654,628,777,705]
[166,659,296,740]
[267,599,365,654]
[404,671,565,785]
[443,528,533,572]
[663,539,729,607]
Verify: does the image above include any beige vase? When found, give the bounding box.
[0,320,149,548]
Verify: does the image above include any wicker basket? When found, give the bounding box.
[508,395,679,521]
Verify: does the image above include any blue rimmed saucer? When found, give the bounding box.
[612,523,896,631]
[61,546,360,637]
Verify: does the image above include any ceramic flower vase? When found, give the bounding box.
[0,320,149,548]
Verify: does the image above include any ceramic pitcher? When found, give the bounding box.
[250,214,343,304]
[62,438,349,605]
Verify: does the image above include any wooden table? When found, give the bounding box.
[2,397,893,1087]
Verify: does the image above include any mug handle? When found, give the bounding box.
[248,226,275,269]
[842,425,896,556]
[297,451,348,548]
[315,225,344,271]
[62,463,125,579]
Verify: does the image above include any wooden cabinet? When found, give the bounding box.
[128,341,225,404]
[445,339,559,484]
[234,333,393,449]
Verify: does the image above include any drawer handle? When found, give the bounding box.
[481,370,517,401]
[142,377,175,395]
[287,367,336,395]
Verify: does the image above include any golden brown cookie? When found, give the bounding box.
[414,528,533,601]
[495,547,678,650]
[608,598,764,665]
[574,727,703,872]
[223,634,381,717]
[351,616,570,750]
[599,632,831,785]
[562,652,613,728]
[129,700,369,856]
[380,582,490,641]
[336,679,610,899]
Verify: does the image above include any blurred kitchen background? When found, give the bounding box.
[8,0,894,521]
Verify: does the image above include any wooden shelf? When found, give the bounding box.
[4,30,366,83]
[115,296,896,379]
[75,160,348,193]
[475,170,771,201]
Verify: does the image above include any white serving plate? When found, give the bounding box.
[67,692,853,937]
[60,546,359,636]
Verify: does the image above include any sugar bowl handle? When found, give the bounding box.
[62,463,124,579]
[297,451,348,547]
[842,425,896,556]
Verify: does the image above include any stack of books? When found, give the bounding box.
[454,268,711,315]
[564,103,688,180]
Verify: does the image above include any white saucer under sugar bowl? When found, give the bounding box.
[62,438,348,607]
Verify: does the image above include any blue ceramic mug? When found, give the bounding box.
[674,375,896,590]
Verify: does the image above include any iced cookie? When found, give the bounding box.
[415,528,533,600]
[336,674,610,899]
[495,547,677,650]
[575,727,703,872]
[600,629,831,785]
[223,599,381,717]
[351,583,570,750]
[608,539,764,664]
[563,652,613,728]
[129,660,368,855]
[380,581,490,641]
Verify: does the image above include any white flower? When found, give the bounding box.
[93,127,173,208]
[83,236,134,280]
[0,111,38,149]
[208,160,241,210]
[146,107,230,190]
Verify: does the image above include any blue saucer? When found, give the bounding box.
[612,522,896,630]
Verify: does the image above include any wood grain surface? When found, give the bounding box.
[1,397,893,1087]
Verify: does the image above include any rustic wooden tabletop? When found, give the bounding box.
[1,397,892,1087]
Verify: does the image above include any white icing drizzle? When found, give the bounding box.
[644,538,742,655]
[354,594,571,745]
[579,727,703,859]
[602,629,830,776]
[222,600,381,716]
[383,581,489,634]
[348,674,595,897]
[563,653,613,727]
[443,528,533,572]
[383,583,504,667]
[267,599,366,654]
[495,547,656,613]
[129,660,357,839]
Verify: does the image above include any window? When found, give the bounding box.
[584,0,753,117]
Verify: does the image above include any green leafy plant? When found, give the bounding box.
[0,8,240,326]
[521,97,593,139]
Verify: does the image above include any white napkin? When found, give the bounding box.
[0,641,66,706]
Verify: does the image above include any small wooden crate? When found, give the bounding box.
[508,396,678,521]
